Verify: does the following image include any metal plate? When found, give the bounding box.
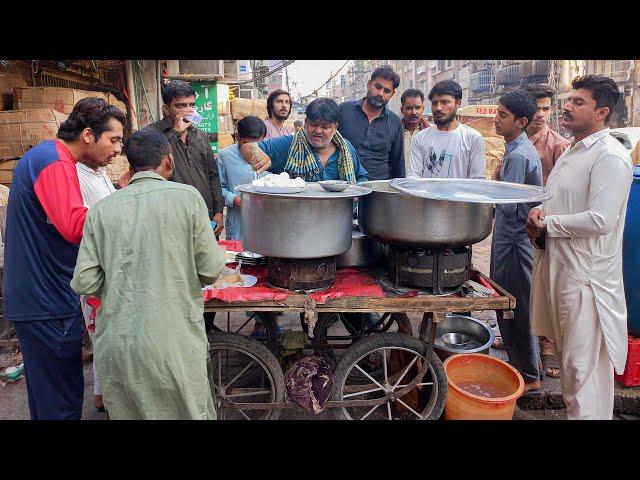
[237,182,371,199]
[389,178,552,204]
[237,251,265,259]
[319,180,349,192]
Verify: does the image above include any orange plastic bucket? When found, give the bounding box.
[443,353,524,420]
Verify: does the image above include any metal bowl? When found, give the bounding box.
[319,180,349,192]
[441,332,470,348]
[434,314,495,360]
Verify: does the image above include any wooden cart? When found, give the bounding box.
[204,268,515,420]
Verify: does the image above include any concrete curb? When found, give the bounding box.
[516,376,640,415]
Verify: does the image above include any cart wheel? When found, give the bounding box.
[208,331,285,420]
[312,312,413,365]
[329,332,447,421]
[210,312,280,355]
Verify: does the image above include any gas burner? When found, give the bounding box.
[386,245,472,295]
[378,276,462,297]
[267,256,336,292]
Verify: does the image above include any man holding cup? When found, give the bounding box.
[145,80,224,237]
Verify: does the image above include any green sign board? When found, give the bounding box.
[191,82,219,153]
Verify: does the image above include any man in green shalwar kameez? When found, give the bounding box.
[71,129,225,420]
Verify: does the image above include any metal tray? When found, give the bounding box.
[237,182,371,199]
[389,178,552,204]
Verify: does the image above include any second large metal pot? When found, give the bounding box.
[237,183,371,259]
[358,180,493,247]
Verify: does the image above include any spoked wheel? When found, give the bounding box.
[208,331,285,420]
[209,312,280,355]
[329,332,447,421]
[312,312,413,366]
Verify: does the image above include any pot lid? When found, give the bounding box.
[236,182,372,199]
[389,178,552,204]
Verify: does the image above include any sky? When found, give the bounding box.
[286,60,350,100]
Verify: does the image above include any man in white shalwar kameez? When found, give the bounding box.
[527,75,633,420]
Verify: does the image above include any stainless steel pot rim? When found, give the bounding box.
[389,177,552,204]
[237,182,371,198]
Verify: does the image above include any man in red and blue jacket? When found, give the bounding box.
[2,97,125,419]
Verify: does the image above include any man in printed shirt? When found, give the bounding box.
[2,97,125,419]
[523,84,570,379]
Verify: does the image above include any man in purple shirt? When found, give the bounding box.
[264,89,292,139]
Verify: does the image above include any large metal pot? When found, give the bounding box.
[237,183,371,259]
[358,180,493,247]
[336,227,383,267]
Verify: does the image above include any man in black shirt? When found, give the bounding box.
[338,65,404,180]
[145,80,224,236]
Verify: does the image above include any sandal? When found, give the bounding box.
[541,353,561,378]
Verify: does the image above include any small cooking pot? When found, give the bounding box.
[336,227,383,268]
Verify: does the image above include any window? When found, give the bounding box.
[445,60,453,70]
[604,60,631,76]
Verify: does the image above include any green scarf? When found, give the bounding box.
[284,130,357,183]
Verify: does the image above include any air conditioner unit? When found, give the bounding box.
[239,88,256,99]
[177,60,225,77]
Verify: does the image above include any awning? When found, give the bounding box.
[456,104,498,118]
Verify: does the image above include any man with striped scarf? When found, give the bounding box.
[241,97,369,337]
[241,97,368,183]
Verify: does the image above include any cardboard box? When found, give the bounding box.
[218,133,235,149]
[0,182,9,205]
[0,108,68,160]
[218,114,234,135]
[0,159,19,186]
[0,73,29,111]
[106,153,130,182]
[13,87,108,114]
[230,98,268,120]
[106,93,127,115]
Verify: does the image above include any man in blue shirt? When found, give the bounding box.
[337,65,404,180]
[241,97,368,183]
[217,116,267,240]
[241,97,369,337]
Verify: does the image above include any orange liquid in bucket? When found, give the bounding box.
[443,353,524,420]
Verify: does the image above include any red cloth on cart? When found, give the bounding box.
[204,240,386,303]
[87,240,498,307]
[202,265,385,304]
